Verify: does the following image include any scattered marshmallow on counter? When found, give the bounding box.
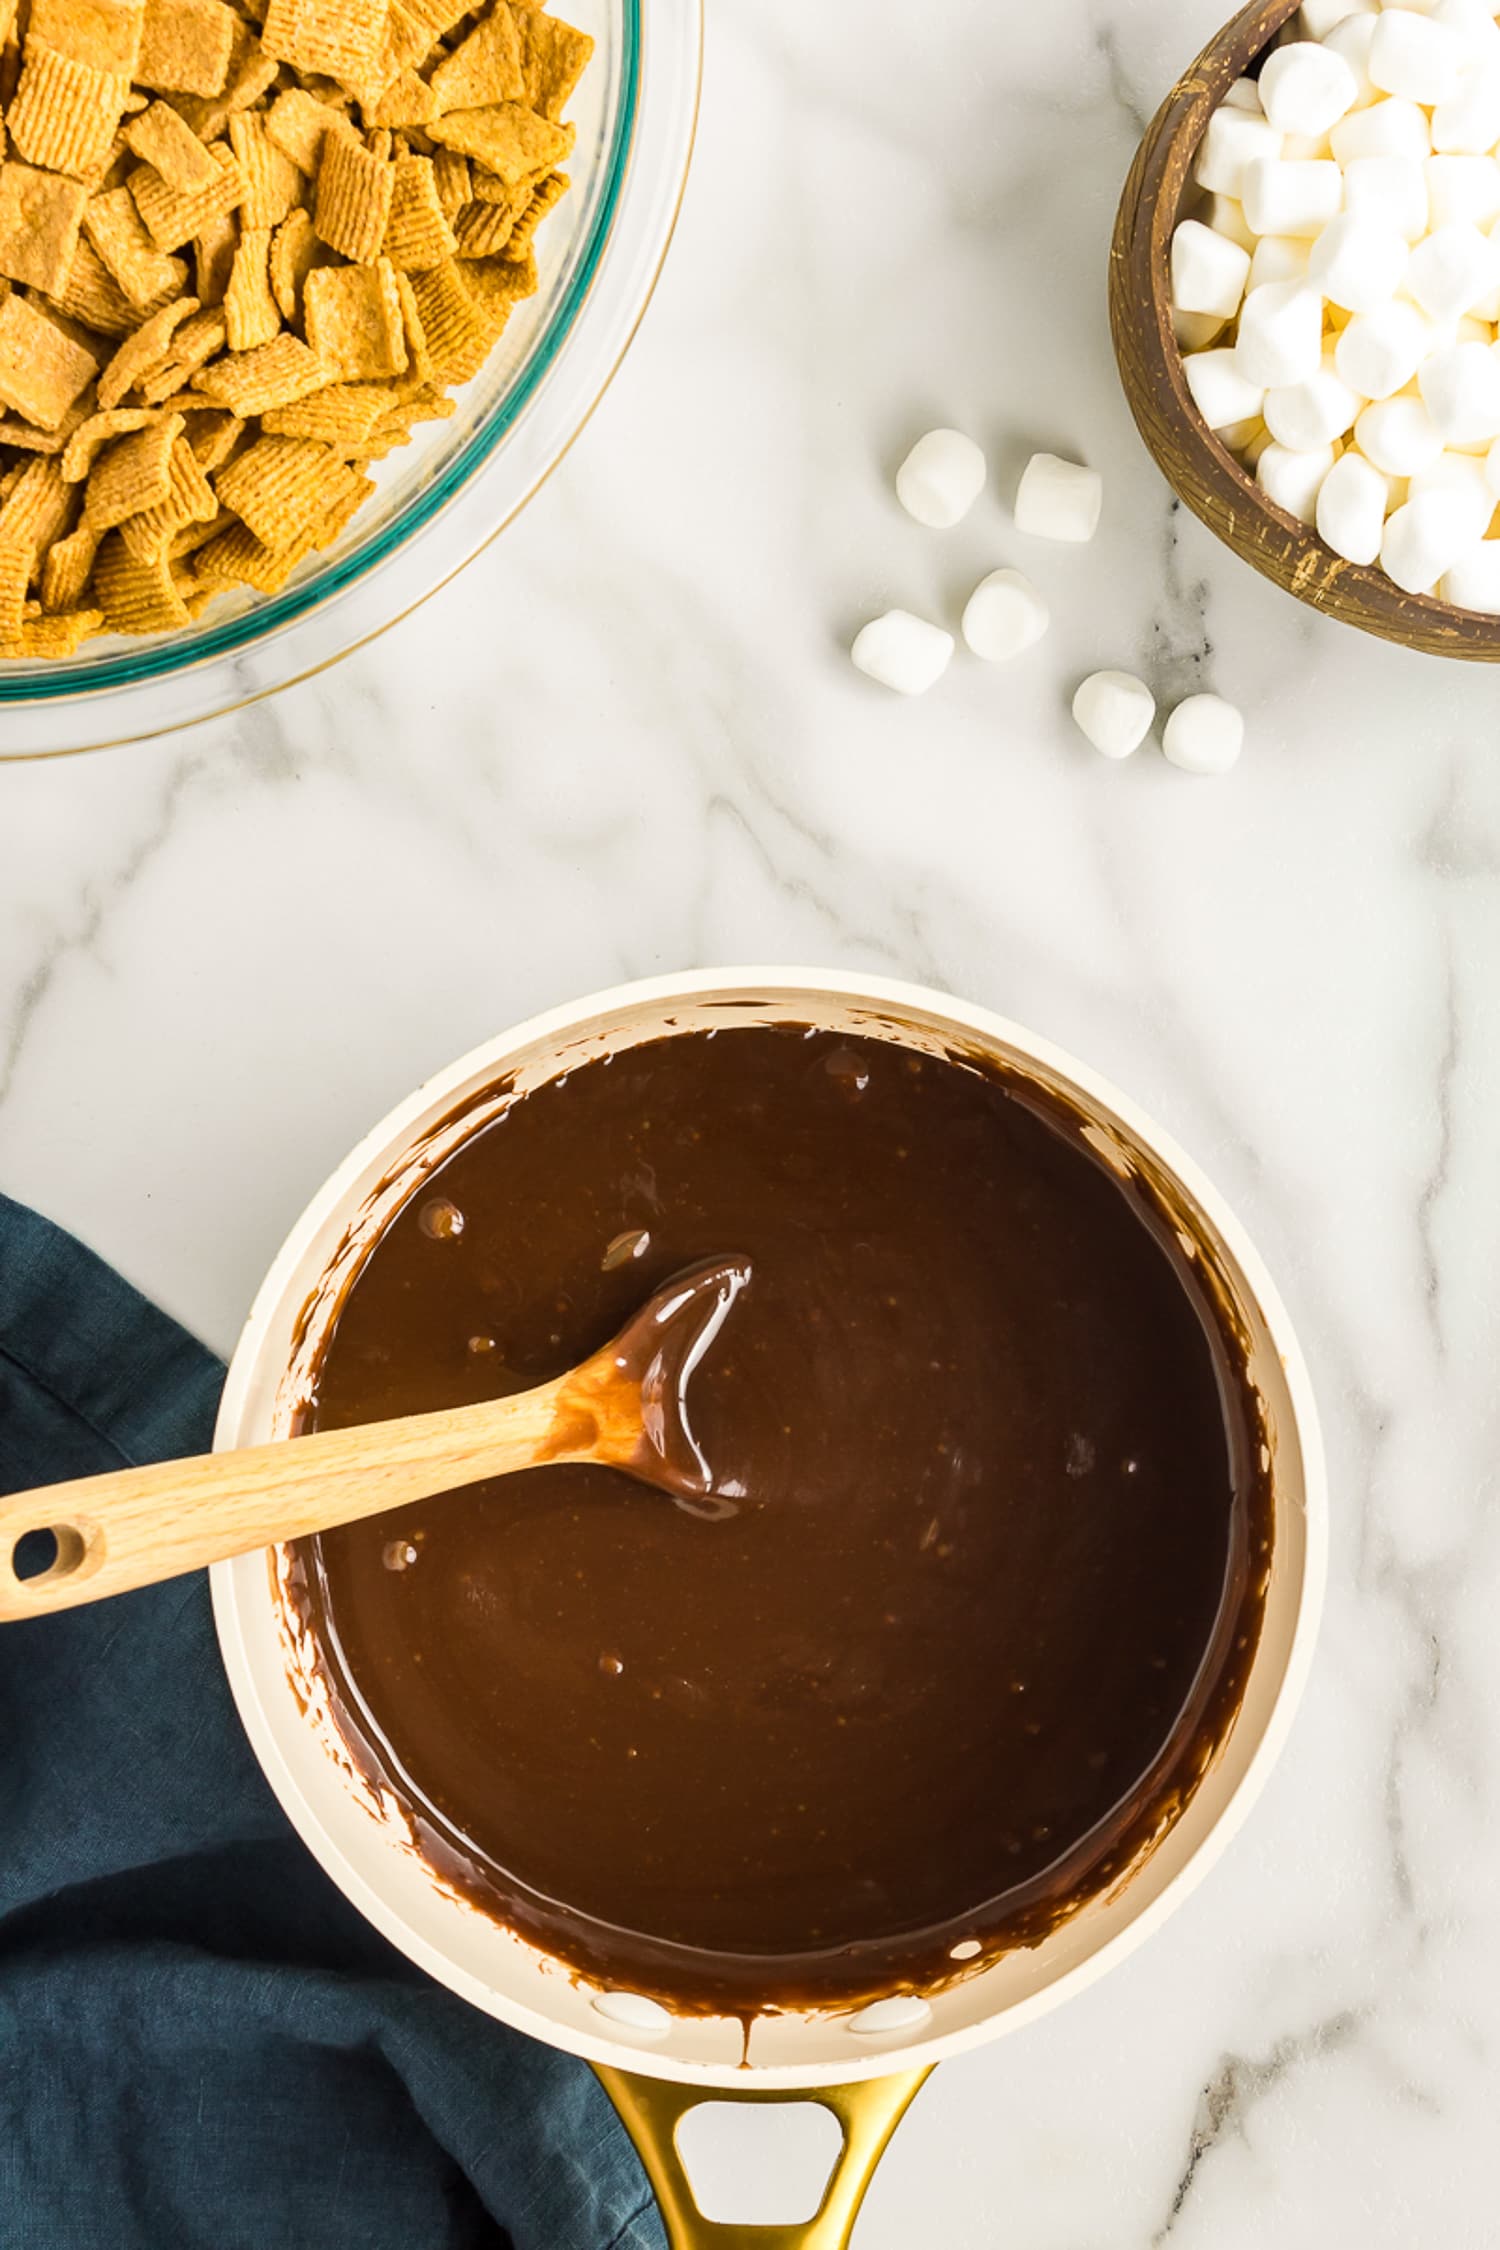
[857,430,1244,777]
[961,569,1050,661]
[851,610,954,695]
[1014,453,1104,542]
[1162,695,1246,777]
[895,429,987,529]
[1072,672,1156,760]
[1172,0,1500,611]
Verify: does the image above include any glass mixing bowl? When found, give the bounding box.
[0,0,700,757]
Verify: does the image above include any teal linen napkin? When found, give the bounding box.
[0,1191,663,2250]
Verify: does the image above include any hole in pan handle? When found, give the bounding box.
[595,2065,932,2250]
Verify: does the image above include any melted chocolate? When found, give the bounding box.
[291,1026,1271,2011]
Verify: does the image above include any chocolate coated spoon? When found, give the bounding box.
[0,1257,751,1622]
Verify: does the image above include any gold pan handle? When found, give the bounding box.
[596,2065,931,2249]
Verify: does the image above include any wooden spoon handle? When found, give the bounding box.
[0,1377,568,1623]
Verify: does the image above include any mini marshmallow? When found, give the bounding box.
[1431,0,1500,48]
[895,429,986,529]
[1425,153,1500,228]
[1072,672,1155,760]
[1195,108,1284,197]
[1368,9,1465,105]
[1308,211,1409,307]
[1405,220,1500,318]
[1258,438,1337,520]
[851,611,954,695]
[1204,194,1260,251]
[1407,450,1496,532]
[1302,0,1377,31]
[1440,538,1500,606]
[1174,307,1229,350]
[1236,279,1326,385]
[1380,486,1478,588]
[1334,297,1433,394]
[1171,218,1253,318]
[1418,337,1500,439]
[1162,694,1245,776]
[961,568,1050,661]
[1431,62,1500,151]
[1250,233,1315,288]
[1343,154,1431,238]
[1014,452,1104,543]
[1282,130,1336,160]
[1241,156,1345,237]
[1355,390,1446,471]
[1325,15,1382,107]
[1331,95,1432,164]
[1317,446,1394,558]
[1223,75,1266,111]
[1260,41,1361,134]
[1184,346,1268,428]
[1302,0,1377,32]
[1226,415,1275,464]
[1264,355,1363,446]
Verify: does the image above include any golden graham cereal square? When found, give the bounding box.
[136,0,235,94]
[313,123,393,262]
[429,10,522,114]
[268,205,322,320]
[122,96,217,189]
[95,290,199,405]
[29,0,143,77]
[362,69,434,127]
[303,255,406,379]
[229,110,304,226]
[0,291,98,427]
[134,303,225,399]
[128,139,244,249]
[518,7,592,122]
[383,152,453,271]
[7,39,130,176]
[426,102,571,187]
[84,182,187,305]
[263,85,339,172]
[93,524,190,626]
[84,406,182,525]
[193,207,238,304]
[191,328,324,413]
[51,236,144,334]
[213,429,331,543]
[40,517,101,608]
[261,0,385,89]
[223,224,280,350]
[62,403,159,478]
[261,379,388,444]
[0,160,88,294]
[0,455,77,550]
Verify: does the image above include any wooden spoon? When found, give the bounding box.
[0,1257,752,1623]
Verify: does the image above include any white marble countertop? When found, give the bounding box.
[3,0,1497,2239]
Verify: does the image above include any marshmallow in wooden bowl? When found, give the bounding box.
[1169,1,1500,613]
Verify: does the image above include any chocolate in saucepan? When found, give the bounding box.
[289,1024,1272,2012]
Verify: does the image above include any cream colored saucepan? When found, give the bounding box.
[204,972,1325,2249]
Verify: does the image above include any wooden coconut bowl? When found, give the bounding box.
[1109,0,1500,660]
